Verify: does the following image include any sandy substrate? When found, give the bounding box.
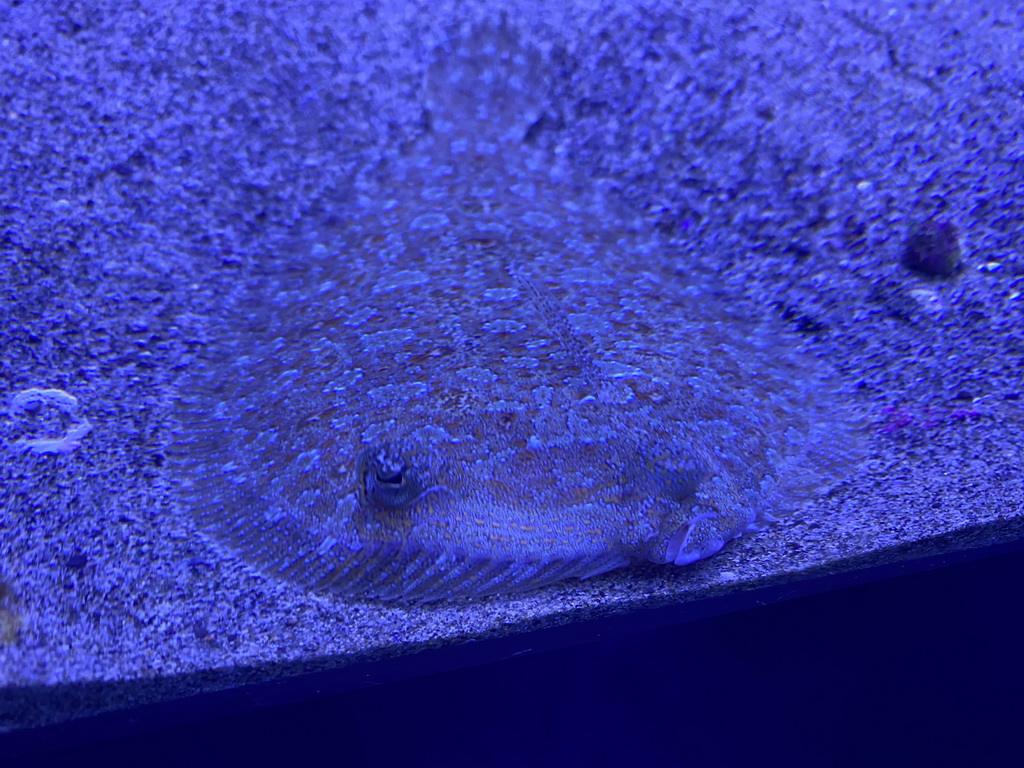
[1,0,1022,735]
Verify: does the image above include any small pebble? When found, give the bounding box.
[902,219,962,277]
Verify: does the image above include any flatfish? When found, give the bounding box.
[174,19,864,601]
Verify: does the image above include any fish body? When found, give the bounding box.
[175,20,862,601]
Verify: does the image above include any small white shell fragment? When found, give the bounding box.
[8,388,93,455]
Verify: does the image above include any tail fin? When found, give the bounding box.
[423,16,550,145]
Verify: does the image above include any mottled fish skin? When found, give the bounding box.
[174,19,864,601]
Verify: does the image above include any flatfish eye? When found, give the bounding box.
[358,448,426,510]
[375,468,405,487]
[652,453,704,503]
[659,469,700,502]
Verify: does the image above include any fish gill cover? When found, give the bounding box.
[172,17,866,602]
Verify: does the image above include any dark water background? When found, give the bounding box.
[12,546,1024,767]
